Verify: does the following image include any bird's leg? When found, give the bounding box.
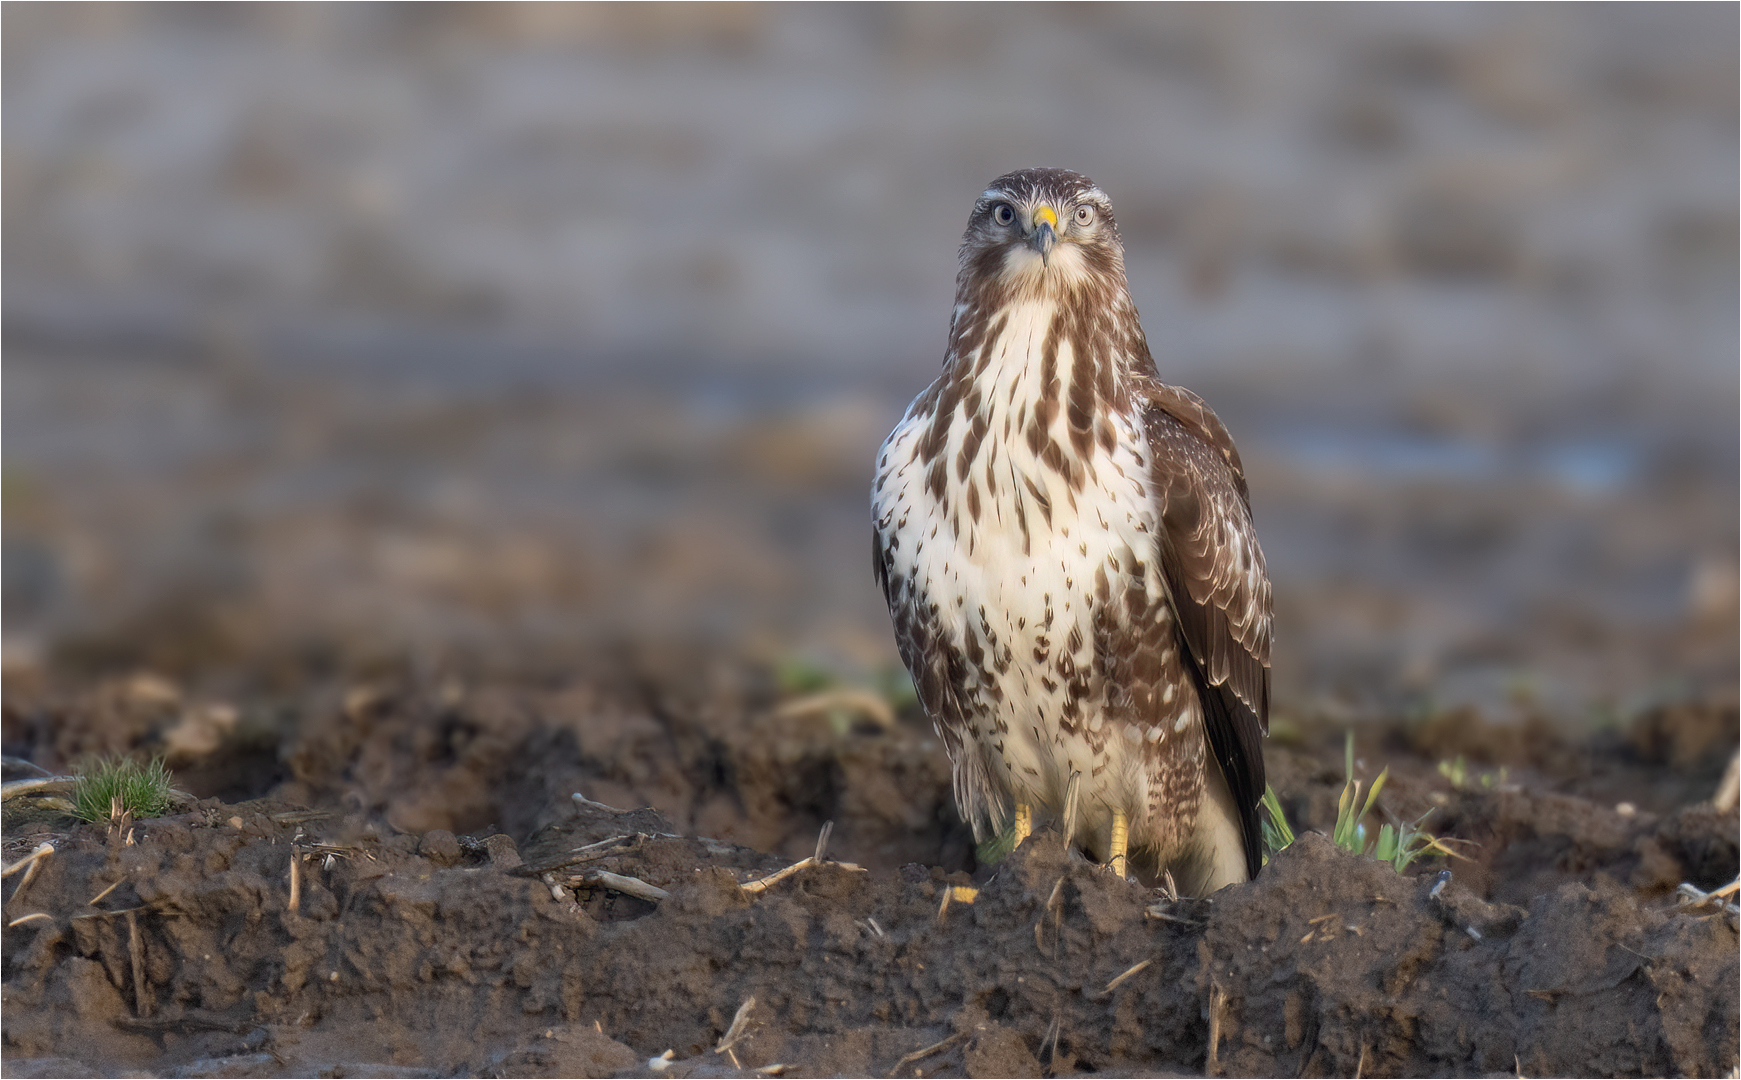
[1108,809,1130,879]
[1012,802,1033,847]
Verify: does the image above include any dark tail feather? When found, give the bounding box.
[1185,637,1267,880]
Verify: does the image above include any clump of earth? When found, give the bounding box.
[3,647,1735,1078]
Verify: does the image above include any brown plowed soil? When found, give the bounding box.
[3,659,1736,1078]
[4,8,1737,1076]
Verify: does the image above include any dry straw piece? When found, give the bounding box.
[289,845,303,914]
[713,995,757,1068]
[2,841,54,908]
[740,821,864,896]
[1099,958,1152,996]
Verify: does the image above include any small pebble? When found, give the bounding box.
[419,830,462,866]
[484,834,522,870]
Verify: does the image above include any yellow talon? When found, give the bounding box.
[1012,803,1033,847]
[1109,809,1129,879]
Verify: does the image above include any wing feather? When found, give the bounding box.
[1142,382,1272,878]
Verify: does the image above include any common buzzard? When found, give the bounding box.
[873,168,1270,894]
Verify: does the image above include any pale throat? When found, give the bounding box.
[994,241,1098,300]
[948,294,1122,534]
[963,288,1122,434]
[972,296,1072,411]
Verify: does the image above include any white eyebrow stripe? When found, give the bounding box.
[981,181,1107,211]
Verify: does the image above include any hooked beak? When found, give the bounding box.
[1028,205,1058,266]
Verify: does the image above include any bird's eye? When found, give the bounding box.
[1074,204,1096,227]
[992,203,1016,226]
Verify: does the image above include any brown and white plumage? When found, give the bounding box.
[872,168,1270,894]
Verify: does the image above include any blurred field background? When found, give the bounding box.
[4,2,1736,729]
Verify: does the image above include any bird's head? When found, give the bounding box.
[958,167,1127,304]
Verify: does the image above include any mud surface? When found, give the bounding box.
[3,6,1737,1077]
[4,659,1736,1078]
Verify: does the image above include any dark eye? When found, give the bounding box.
[1074,204,1096,227]
[993,203,1016,226]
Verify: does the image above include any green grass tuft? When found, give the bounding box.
[775,657,836,695]
[1260,785,1295,865]
[72,756,175,823]
[1334,732,1462,872]
[1436,754,1508,790]
[975,825,1022,867]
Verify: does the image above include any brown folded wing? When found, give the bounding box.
[1142,381,1272,877]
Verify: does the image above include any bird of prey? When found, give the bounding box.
[872,168,1270,895]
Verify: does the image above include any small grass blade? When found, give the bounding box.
[1333,778,1361,849]
[1260,785,1295,865]
[1358,767,1390,824]
[1262,786,1294,846]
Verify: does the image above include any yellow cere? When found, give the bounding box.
[1031,205,1058,229]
